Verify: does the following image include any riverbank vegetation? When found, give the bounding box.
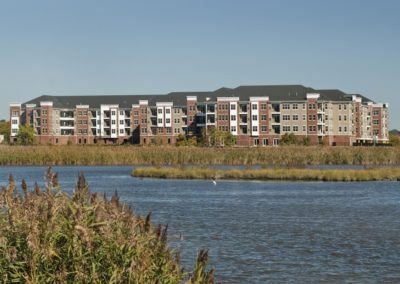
[0,169,215,283]
[132,166,400,182]
[0,145,399,166]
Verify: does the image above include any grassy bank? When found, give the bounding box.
[0,145,399,166]
[0,169,215,283]
[132,166,400,182]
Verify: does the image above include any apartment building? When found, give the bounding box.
[9,85,389,146]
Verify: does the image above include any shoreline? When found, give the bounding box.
[132,167,400,182]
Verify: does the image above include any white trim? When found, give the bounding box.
[306,93,320,99]
[372,103,383,108]
[76,105,89,108]
[9,103,21,107]
[132,104,140,108]
[187,96,197,101]
[26,104,36,108]
[217,97,239,102]
[352,95,362,103]
[139,100,148,105]
[156,102,173,107]
[101,104,119,108]
[40,101,53,107]
[249,96,269,102]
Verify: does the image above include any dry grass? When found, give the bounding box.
[0,145,399,166]
[0,168,215,283]
[132,166,400,182]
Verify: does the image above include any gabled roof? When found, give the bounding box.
[22,85,375,108]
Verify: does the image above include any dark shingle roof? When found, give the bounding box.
[22,85,374,108]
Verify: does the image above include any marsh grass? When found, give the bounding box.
[0,145,399,166]
[0,168,215,283]
[132,167,400,182]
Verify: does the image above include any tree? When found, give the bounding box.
[201,128,236,147]
[280,133,298,145]
[389,133,400,147]
[0,120,10,144]
[16,125,35,145]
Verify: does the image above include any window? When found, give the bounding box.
[292,115,298,121]
[112,129,116,134]
[325,104,328,109]
[263,138,268,146]
[344,115,347,121]
[252,115,258,121]
[303,126,306,131]
[292,104,298,109]
[158,109,163,114]
[78,111,82,116]
[261,125,267,132]
[120,111,124,115]
[134,111,139,116]
[12,111,18,116]
[344,127,347,132]
[254,138,259,146]
[111,111,116,116]
[282,104,290,110]
[141,128,147,133]
[303,104,306,109]
[231,126,236,132]
[282,126,290,132]
[158,128,163,134]
[231,115,236,121]
[252,104,258,110]
[111,120,116,125]
[12,129,18,134]
[165,108,171,114]
[373,120,379,125]
[282,115,290,121]
[166,118,171,124]
[261,115,267,121]
[261,103,267,110]
[252,126,258,132]
[293,126,298,132]
[157,118,162,124]
[303,115,306,121]
[230,104,236,110]
[134,120,139,125]
[338,126,342,132]
[83,120,87,125]
[344,105,347,110]
[166,128,172,134]
[119,120,124,125]
[373,110,379,115]
[12,119,18,124]
[174,128,180,134]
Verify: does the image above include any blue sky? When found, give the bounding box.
[1,0,399,129]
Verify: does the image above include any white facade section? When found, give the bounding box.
[156,102,173,128]
[139,100,148,106]
[26,104,36,108]
[10,116,19,137]
[118,110,125,136]
[186,96,197,101]
[229,101,238,135]
[110,107,118,138]
[76,105,89,109]
[10,103,21,107]
[251,102,259,136]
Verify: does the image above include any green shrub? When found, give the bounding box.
[0,168,215,283]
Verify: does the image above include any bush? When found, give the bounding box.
[0,168,215,283]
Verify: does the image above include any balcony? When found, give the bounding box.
[206,105,215,113]
[271,104,280,113]
[239,105,248,114]
[271,114,280,124]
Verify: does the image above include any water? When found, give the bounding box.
[0,166,399,283]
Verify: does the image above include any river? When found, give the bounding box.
[0,166,399,283]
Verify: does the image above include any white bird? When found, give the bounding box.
[212,179,217,185]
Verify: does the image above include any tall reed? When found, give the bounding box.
[0,168,215,283]
[132,166,400,182]
[0,145,399,166]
